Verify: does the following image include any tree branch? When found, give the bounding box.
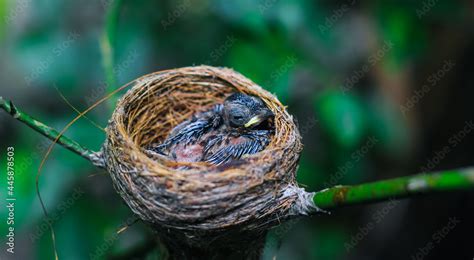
[0,96,100,164]
[313,167,474,209]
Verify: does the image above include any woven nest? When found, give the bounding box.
[102,66,318,254]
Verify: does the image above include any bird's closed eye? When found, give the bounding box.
[229,113,247,127]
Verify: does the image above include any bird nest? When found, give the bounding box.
[102,66,318,254]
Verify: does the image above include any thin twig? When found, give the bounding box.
[53,86,106,132]
[0,96,96,162]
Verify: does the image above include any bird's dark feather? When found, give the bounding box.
[203,130,272,165]
[150,94,273,166]
[151,104,223,155]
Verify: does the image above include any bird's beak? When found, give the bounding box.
[244,110,273,128]
[244,116,262,128]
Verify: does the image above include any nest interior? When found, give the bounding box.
[102,66,317,252]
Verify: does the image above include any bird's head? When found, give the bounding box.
[223,93,274,129]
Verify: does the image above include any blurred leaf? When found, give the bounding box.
[228,33,297,103]
[15,30,92,91]
[376,4,427,69]
[228,41,273,84]
[315,90,368,148]
[214,0,268,34]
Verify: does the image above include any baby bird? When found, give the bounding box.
[151,93,274,166]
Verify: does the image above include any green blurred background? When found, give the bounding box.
[1,0,473,259]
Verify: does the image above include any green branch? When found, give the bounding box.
[0,96,99,164]
[313,167,474,210]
